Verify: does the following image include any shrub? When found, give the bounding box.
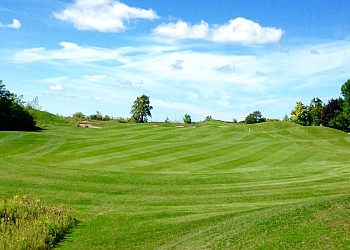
[0,195,78,249]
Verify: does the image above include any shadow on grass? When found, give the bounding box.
[0,125,46,132]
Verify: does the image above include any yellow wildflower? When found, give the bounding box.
[14,194,19,200]
[22,195,28,200]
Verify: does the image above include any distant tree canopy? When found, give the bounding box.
[245,110,266,124]
[0,80,36,131]
[205,115,213,121]
[73,112,85,119]
[290,101,309,126]
[130,95,153,123]
[290,79,350,132]
[183,114,192,124]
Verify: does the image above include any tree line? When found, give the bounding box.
[289,79,350,132]
[2,78,350,132]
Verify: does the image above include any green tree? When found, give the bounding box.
[245,110,266,124]
[340,79,350,130]
[90,111,103,121]
[321,99,341,128]
[130,95,153,123]
[103,115,111,121]
[205,115,212,121]
[308,97,323,126]
[341,79,350,102]
[290,102,309,126]
[183,113,192,124]
[0,79,36,130]
[282,114,289,121]
[73,112,85,119]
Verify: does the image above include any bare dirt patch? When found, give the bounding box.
[78,123,101,129]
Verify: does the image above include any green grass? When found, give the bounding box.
[27,109,77,128]
[1,120,350,249]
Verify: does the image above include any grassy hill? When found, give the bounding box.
[1,121,350,249]
[28,109,77,128]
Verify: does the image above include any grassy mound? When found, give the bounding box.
[0,121,350,248]
[28,109,76,128]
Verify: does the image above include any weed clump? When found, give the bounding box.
[0,195,78,250]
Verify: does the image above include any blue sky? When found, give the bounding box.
[1,0,350,122]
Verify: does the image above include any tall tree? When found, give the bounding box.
[308,97,323,126]
[245,110,266,124]
[130,95,153,123]
[340,79,350,127]
[183,113,192,124]
[0,80,36,130]
[320,98,346,130]
[290,101,309,126]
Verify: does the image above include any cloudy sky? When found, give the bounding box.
[1,0,349,122]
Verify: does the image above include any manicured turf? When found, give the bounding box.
[1,120,350,249]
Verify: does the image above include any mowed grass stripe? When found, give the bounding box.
[48,126,246,170]
[1,121,350,249]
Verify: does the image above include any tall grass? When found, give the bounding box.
[0,195,78,250]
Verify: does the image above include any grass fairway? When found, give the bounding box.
[1,120,350,249]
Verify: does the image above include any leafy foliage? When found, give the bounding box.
[308,97,323,126]
[245,110,266,124]
[130,95,153,123]
[73,112,85,119]
[183,113,192,124]
[0,80,36,131]
[290,101,310,126]
[205,115,213,121]
[90,111,103,121]
[282,114,289,121]
[291,80,350,132]
[320,99,342,128]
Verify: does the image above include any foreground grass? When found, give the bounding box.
[1,120,350,249]
[0,196,78,250]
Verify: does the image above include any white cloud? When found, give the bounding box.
[13,39,350,121]
[153,17,283,45]
[211,18,282,45]
[14,42,121,62]
[42,76,68,83]
[49,84,64,90]
[54,0,159,32]
[85,75,107,82]
[187,92,199,101]
[93,96,102,101]
[0,19,21,29]
[153,20,209,39]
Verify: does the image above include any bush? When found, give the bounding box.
[116,117,128,123]
[0,195,78,249]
